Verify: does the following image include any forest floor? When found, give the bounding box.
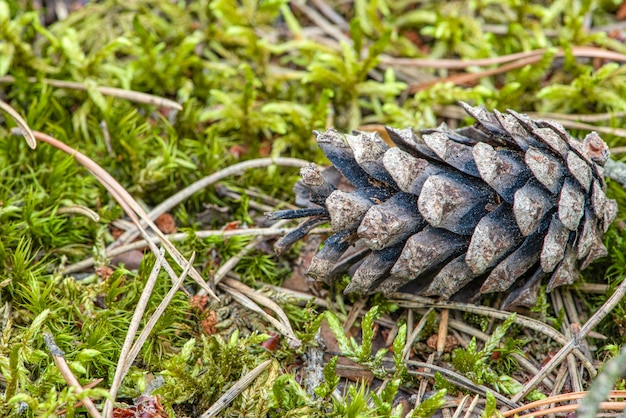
[3,1,626,417]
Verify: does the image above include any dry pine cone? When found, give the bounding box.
[270,103,618,309]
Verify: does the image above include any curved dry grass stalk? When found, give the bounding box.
[22,129,217,297]
[0,99,37,148]
[57,205,101,222]
[111,157,310,247]
[0,76,182,110]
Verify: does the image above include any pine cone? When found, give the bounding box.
[270,103,618,308]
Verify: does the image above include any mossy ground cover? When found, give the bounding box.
[2,0,626,417]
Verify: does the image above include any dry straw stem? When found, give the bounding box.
[18,129,217,300]
[550,289,586,392]
[436,309,449,357]
[119,252,195,384]
[219,283,296,345]
[43,333,103,418]
[461,395,480,418]
[105,252,193,417]
[111,157,310,247]
[343,299,367,333]
[264,284,329,308]
[57,205,101,222]
[416,353,435,405]
[0,76,182,110]
[56,379,105,416]
[450,394,471,418]
[385,46,626,71]
[200,359,273,418]
[63,225,332,274]
[402,307,434,361]
[503,390,626,418]
[290,0,350,44]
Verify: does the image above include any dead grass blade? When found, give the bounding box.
[219,279,301,347]
[381,49,548,70]
[0,76,182,110]
[402,308,434,361]
[56,378,105,416]
[221,276,301,347]
[103,249,166,417]
[121,252,195,380]
[104,252,194,416]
